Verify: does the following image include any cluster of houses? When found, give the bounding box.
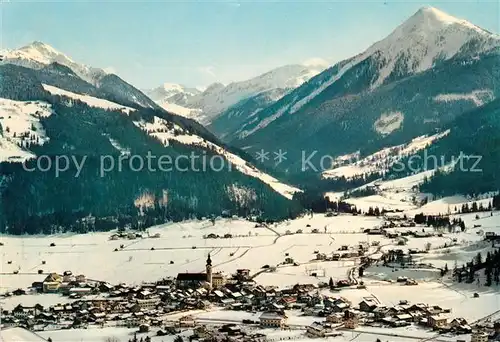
[471,323,500,341]
[364,225,438,240]
[4,252,499,341]
[300,295,489,338]
[204,233,234,239]
[109,231,161,241]
[354,297,472,333]
[1,269,347,336]
[3,272,91,297]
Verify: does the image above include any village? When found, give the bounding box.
[2,207,500,342]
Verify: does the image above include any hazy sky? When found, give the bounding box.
[1,0,499,89]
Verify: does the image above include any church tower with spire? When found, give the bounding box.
[206,254,213,290]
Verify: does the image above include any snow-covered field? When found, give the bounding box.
[0,98,53,162]
[0,217,375,291]
[433,89,494,107]
[2,213,499,290]
[37,327,191,342]
[2,212,500,341]
[133,115,301,199]
[159,101,202,119]
[322,131,449,180]
[374,111,404,136]
[326,167,498,220]
[29,325,467,342]
[42,84,136,114]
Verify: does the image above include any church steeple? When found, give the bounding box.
[206,253,213,290]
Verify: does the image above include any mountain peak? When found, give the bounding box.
[28,40,47,48]
[12,41,75,65]
[414,6,474,26]
[402,6,490,35]
[204,82,226,93]
[416,6,451,18]
[162,82,184,92]
[2,41,113,87]
[302,57,329,68]
[359,6,500,87]
[27,40,54,49]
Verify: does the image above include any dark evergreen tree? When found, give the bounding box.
[494,268,500,286]
[485,267,492,286]
[475,253,483,269]
[452,261,458,279]
[466,262,475,283]
[493,194,500,210]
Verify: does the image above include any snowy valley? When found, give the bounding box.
[1,4,500,342]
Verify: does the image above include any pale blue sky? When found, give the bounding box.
[1,0,499,88]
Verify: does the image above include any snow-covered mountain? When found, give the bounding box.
[149,62,328,124]
[287,6,500,115]
[0,47,304,232]
[233,6,500,171]
[0,42,159,109]
[145,83,201,103]
[208,88,289,142]
[364,6,499,88]
[1,41,105,85]
[143,83,203,119]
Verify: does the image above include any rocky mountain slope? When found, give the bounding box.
[147,62,327,125]
[231,7,500,172]
[144,83,203,119]
[407,98,500,196]
[1,42,160,110]
[208,88,288,142]
[0,47,302,234]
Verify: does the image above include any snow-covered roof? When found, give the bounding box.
[259,311,286,320]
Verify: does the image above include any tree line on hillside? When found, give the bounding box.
[293,190,359,214]
[448,249,500,287]
[0,157,300,235]
[417,100,500,197]
[0,86,304,234]
[414,214,466,231]
[346,187,378,198]
[288,172,382,195]
[457,201,494,214]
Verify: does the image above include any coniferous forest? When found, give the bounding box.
[0,64,301,235]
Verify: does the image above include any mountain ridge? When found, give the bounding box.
[1,42,160,110]
[0,60,301,233]
[146,63,327,124]
[228,7,499,173]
